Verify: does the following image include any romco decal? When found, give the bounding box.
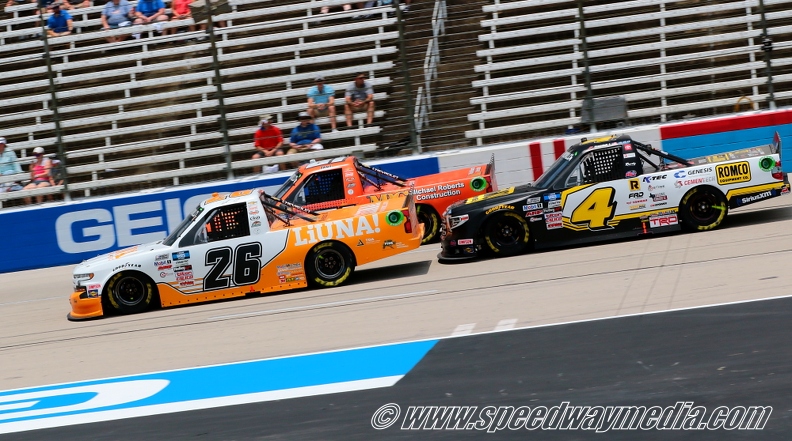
[293,215,381,246]
[716,161,751,185]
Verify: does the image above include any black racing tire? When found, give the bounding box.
[416,205,440,244]
[104,272,156,315]
[306,241,355,288]
[679,186,728,232]
[483,211,531,257]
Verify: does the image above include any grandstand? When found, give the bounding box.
[1,0,791,206]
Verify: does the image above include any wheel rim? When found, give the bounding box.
[689,192,722,224]
[315,248,346,280]
[492,216,524,248]
[114,276,146,307]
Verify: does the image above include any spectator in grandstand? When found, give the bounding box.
[0,138,24,194]
[306,76,338,132]
[23,147,52,204]
[318,2,351,17]
[101,0,133,43]
[344,72,375,127]
[289,112,323,153]
[46,5,73,37]
[133,0,168,33]
[253,114,284,173]
[167,0,206,35]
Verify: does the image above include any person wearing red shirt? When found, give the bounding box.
[252,115,284,173]
[167,0,205,34]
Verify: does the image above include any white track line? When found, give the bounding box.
[451,323,476,336]
[493,318,518,331]
[207,290,439,321]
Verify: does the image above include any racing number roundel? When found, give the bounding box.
[570,187,617,230]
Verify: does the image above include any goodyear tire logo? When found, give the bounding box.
[386,210,405,226]
[759,156,775,172]
[470,176,487,192]
[716,161,751,185]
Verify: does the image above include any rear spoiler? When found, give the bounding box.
[485,153,495,176]
[772,131,781,154]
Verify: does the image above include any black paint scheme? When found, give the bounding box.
[438,134,788,261]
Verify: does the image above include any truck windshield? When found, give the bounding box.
[162,205,203,246]
[273,171,302,199]
[532,151,577,188]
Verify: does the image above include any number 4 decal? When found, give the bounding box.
[570,187,617,230]
[204,243,262,290]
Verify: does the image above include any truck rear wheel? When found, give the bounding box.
[306,242,355,287]
[417,205,440,244]
[679,187,727,231]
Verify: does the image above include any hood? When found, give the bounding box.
[78,241,169,268]
[446,184,542,215]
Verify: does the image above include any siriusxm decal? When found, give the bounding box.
[0,340,437,434]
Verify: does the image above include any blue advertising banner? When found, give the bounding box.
[0,157,439,273]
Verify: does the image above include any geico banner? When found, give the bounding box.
[0,157,440,274]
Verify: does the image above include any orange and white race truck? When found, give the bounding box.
[271,156,497,243]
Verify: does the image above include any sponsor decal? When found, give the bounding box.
[629,204,646,211]
[625,170,637,178]
[740,190,774,205]
[399,182,466,202]
[524,210,543,217]
[111,262,142,271]
[486,205,515,214]
[172,251,190,260]
[154,260,171,266]
[526,197,541,204]
[160,272,171,278]
[154,254,168,261]
[716,161,752,185]
[383,240,395,249]
[628,192,644,198]
[347,183,356,188]
[529,217,543,222]
[466,187,515,204]
[544,212,562,222]
[249,215,260,221]
[649,213,678,228]
[179,280,195,287]
[87,289,100,298]
[176,271,194,281]
[449,214,469,229]
[457,239,474,246]
[625,162,637,167]
[366,191,407,203]
[623,153,636,158]
[648,184,665,191]
[674,180,683,188]
[543,193,561,201]
[87,283,101,291]
[546,221,562,230]
[523,203,542,210]
[357,239,364,246]
[629,179,640,191]
[283,277,303,283]
[650,202,668,207]
[624,144,633,151]
[174,264,193,271]
[547,200,561,208]
[247,201,257,205]
[251,221,262,228]
[674,170,686,178]
[650,193,667,202]
[642,175,666,183]
[157,265,172,270]
[687,166,713,175]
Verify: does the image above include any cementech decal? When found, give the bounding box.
[0,340,437,435]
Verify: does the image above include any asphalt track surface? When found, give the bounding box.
[1,197,792,439]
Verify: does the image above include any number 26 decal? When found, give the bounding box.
[570,187,617,230]
[204,243,262,290]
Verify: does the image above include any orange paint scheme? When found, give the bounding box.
[272,156,496,243]
[69,189,423,319]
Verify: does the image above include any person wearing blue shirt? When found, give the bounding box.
[101,0,133,43]
[0,138,24,193]
[288,112,323,154]
[306,76,338,132]
[46,6,73,37]
[133,0,168,31]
